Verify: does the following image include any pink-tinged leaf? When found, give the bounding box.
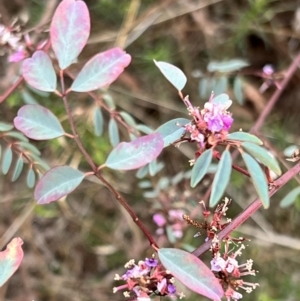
[70,47,131,92]
[0,237,24,287]
[158,248,223,301]
[105,132,163,170]
[50,0,90,70]
[22,51,57,92]
[35,166,85,204]
[14,105,64,140]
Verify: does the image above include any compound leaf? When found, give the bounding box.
[106,133,164,170]
[50,0,90,70]
[155,118,190,147]
[191,148,213,188]
[209,150,232,207]
[241,142,281,175]
[34,166,85,204]
[0,237,24,287]
[241,152,269,208]
[154,60,187,91]
[71,48,131,92]
[14,105,64,140]
[22,51,57,92]
[158,248,223,301]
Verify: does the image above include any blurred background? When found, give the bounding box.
[1,0,300,300]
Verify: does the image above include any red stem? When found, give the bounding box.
[59,71,158,248]
[0,76,24,103]
[193,160,300,257]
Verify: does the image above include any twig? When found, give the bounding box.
[0,76,23,103]
[60,71,158,248]
[193,160,300,257]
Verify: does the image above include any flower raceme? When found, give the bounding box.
[113,257,182,300]
[183,93,233,150]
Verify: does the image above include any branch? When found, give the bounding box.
[0,76,24,103]
[60,71,158,248]
[193,160,300,257]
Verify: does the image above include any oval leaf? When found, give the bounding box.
[154,60,187,91]
[34,166,85,204]
[233,76,244,105]
[280,186,300,208]
[108,118,120,147]
[2,147,13,175]
[209,150,232,207]
[50,0,90,70]
[0,122,14,132]
[27,168,36,188]
[71,48,131,92]
[0,237,24,287]
[106,132,164,170]
[11,156,24,182]
[241,152,269,208]
[158,248,223,301]
[191,149,213,188]
[14,105,65,140]
[226,132,263,145]
[93,107,103,137]
[22,51,57,92]
[241,142,281,175]
[4,131,28,142]
[207,59,249,73]
[155,118,190,147]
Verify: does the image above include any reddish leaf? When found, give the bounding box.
[50,0,90,70]
[22,51,57,92]
[158,248,223,301]
[35,166,85,204]
[106,133,163,170]
[0,237,24,287]
[70,47,131,92]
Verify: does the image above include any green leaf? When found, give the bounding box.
[34,166,85,204]
[154,60,187,91]
[241,152,269,208]
[22,51,57,92]
[136,165,149,179]
[4,131,28,142]
[2,147,13,175]
[158,248,223,301]
[14,105,65,140]
[207,59,249,73]
[209,150,232,207]
[26,168,36,188]
[226,132,263,145]
[241,142,281,175]
[135,124,153,134]
[280,187,300,208]
[18,142,41,156]
[106,133,164,170]
[0,237,24,287]
[11,156,24,182]
[233,76,244,105]
[93,107,103,137]
[108,118,120,147]
[119,111,136,127]
[155,118,190,147]
[0,122,14,131]
[149,159,157,176]
[103,94,116,110]
[21,89,38,105]
[190,149,213,188]
[213,76,228,95]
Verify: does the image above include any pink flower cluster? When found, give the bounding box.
[113,257,179,300]
[0,23,27,62]
[183,93,233,149]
